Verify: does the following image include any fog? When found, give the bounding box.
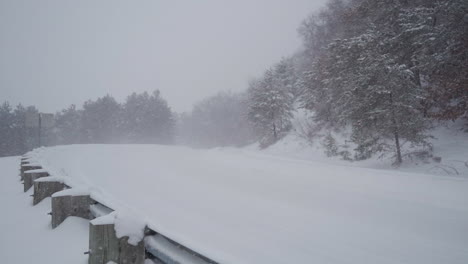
[1,0,464,158]
[0,0,327,113]
[1,1,467,263]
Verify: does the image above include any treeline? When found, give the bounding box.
[178,58,302,148]
[2,0,466,163]
[182,0,467,164]
[297,0,467,164]
[0,90,174,157]
[56,91,173,145]
[0,103,40,156]
[177,92,254,148]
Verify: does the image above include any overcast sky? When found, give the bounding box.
[0,0,327,113]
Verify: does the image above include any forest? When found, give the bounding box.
[1,0,466,165]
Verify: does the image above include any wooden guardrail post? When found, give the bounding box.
[23,170,48,192]
[88,215,145,264]
[32,178,66,205]
[51,190,92,228]
[20,156,29,164]
[20,158,28,167]
[20,164,41,181]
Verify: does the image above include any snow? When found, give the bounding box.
[263,112,468,178]
[35,176,65,183]
[90,203,113,218]
[396,120,468,176]
[51,188,90,198]
[145,235,210,264]
[90,212,116,226]
[114,210,146,245]
[89,210,145,245]
[24,143,468,264]
[0,156,88,264]
[24,168,48,174]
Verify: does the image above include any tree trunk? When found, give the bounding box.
[273,123,277,140]
[412,59,429,118]
[389,92,402,165]
[393,127,402,165]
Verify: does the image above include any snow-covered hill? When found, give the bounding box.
[257,112,468,178]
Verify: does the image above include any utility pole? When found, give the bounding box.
[38,114,42,147]
[25,112,54,148]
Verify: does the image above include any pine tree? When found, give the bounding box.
[418,0,467,122]
[0,103,40,156]
[178,91,253,147]
[81,95,122,143]
[303,27,430,164]
[0,102,14,157]
[247,67,294,145]
[121,90,174,144]
[54,104,82,145]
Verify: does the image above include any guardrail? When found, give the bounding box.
[19,155,219,264]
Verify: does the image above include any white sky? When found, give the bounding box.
[0,0,327,113]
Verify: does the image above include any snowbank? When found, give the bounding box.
[0,156,88,264]
[263,116,468,177]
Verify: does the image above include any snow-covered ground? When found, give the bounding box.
[0,156,88,264]
[262,115,468,178]
[18,143,468,264]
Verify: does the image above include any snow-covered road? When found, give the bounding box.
[21,145,468,263]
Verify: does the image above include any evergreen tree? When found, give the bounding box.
[54,104,82,145]
[122,90,174,144]
[303,28,430,164]
[0,102,39,156]
[11,104,38,154]
[178,91,253,147]
[80,95,122,143]
[415,0,467,122]
[247,67,294,145]
[0,102,14,156]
